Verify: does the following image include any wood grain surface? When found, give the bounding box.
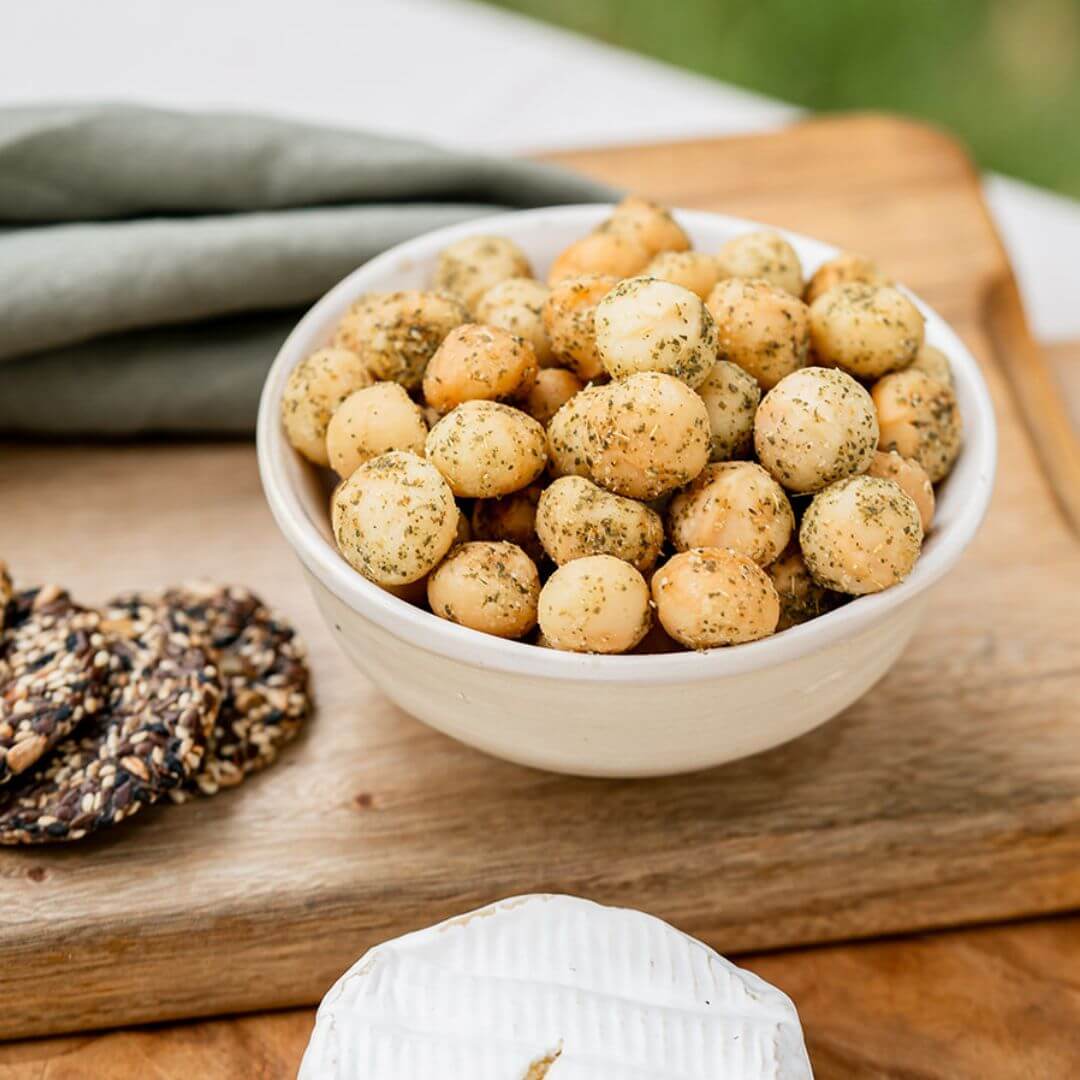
[2,114,1080,1046]
[5,915,1079,1078]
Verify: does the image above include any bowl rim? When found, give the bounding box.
[257,203,998,686]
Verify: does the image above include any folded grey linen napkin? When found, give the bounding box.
[0,105,617,435]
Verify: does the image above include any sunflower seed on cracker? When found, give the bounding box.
[0,586,108,786]
[0,608,221,844]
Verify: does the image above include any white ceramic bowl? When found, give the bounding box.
[257,205,996,778]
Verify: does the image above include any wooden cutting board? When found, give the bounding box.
[1,114,1079,1042]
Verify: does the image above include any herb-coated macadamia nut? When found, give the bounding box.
[536,475,664,573]
[667,461,794,566]
[422,323,538,414]
[425,400,547,497]
[706,278,810,390]
[872,368,962,483]
[326,382,428,479]
[542,274,618,380]
[800,475,923,595]
[475,277,553,365]
[643,250,721,299]
[546,383,607,479]
[595,277,718,387]
[804,252,888,306]
[585,372,711,500]
[281,347,374,466]
[754,367,879,493]
[809,283,924,380]
[605,195,691,258]
[697,360,761,461]
[433,235,532,312]
[335,291,468,390]
[427,541,540,639]
[332,451,458,586]
[538,555,652,654]
[766,543,843,630]
[471,485,544,563]
[716,230,804,296]
[301,202,952,649]
[524,367,584,427]
[652,547,780,648]
[866,450,935,531]
[909,343,955,389]
[547,230,650,286]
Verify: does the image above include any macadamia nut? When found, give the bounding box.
[667,461,794,567]
[538,555,652,654]
[652,548,780,648]
[335,291,467,390]
[422,323,538,413]
[281,347,374,467]
[800,475,923,595]
[332,450,458,586]
[706,278,810,390]
[524,368,584,427]
[643,251,721,299]
[809,283,924,380]
[547,230,650,286]
[546,383,607,479]
[804,252,888,306]
[697,360,761,461]
[866,450,935,531]
[471,485,544,563]
[872,368,962,483]
[433,235,532,311]
[767,543,842,630]
[427,541,540,639]
[326,382,428,479]
[542,274,618,380]
[425,400,547,497]
[585,372,711,500]
[909,343,955,389]
[476,277,553,365]
[754,367,879,493]
[595,276,717,387]
[716,231,804,296]
[536,475,664,572]
[605,195,691,257]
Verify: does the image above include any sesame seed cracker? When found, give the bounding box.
[0,606,220,844]
[0,586,107,786]
[107,585,311,799]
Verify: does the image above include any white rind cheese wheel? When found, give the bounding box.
[300,894,813,1079]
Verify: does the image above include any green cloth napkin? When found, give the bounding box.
[0,105,617,436]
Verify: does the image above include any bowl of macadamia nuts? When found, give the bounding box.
[257,199,996,777]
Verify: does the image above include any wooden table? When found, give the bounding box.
[3,120,1080,1077]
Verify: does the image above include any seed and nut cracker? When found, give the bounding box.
[0,585,107,786]
[108,585,311,798]
[0,562,13,626]
[0,607,221,844]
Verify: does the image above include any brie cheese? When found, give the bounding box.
[300,894,813,1078]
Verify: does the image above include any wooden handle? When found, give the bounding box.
[987,276,1080,535]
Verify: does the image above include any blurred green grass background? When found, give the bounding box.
[486,0,1080,198]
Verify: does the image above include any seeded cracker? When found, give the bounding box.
[0,606,220,844]
[0,562,13,624]
[0,586,107,786]
[107,585,311,798]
